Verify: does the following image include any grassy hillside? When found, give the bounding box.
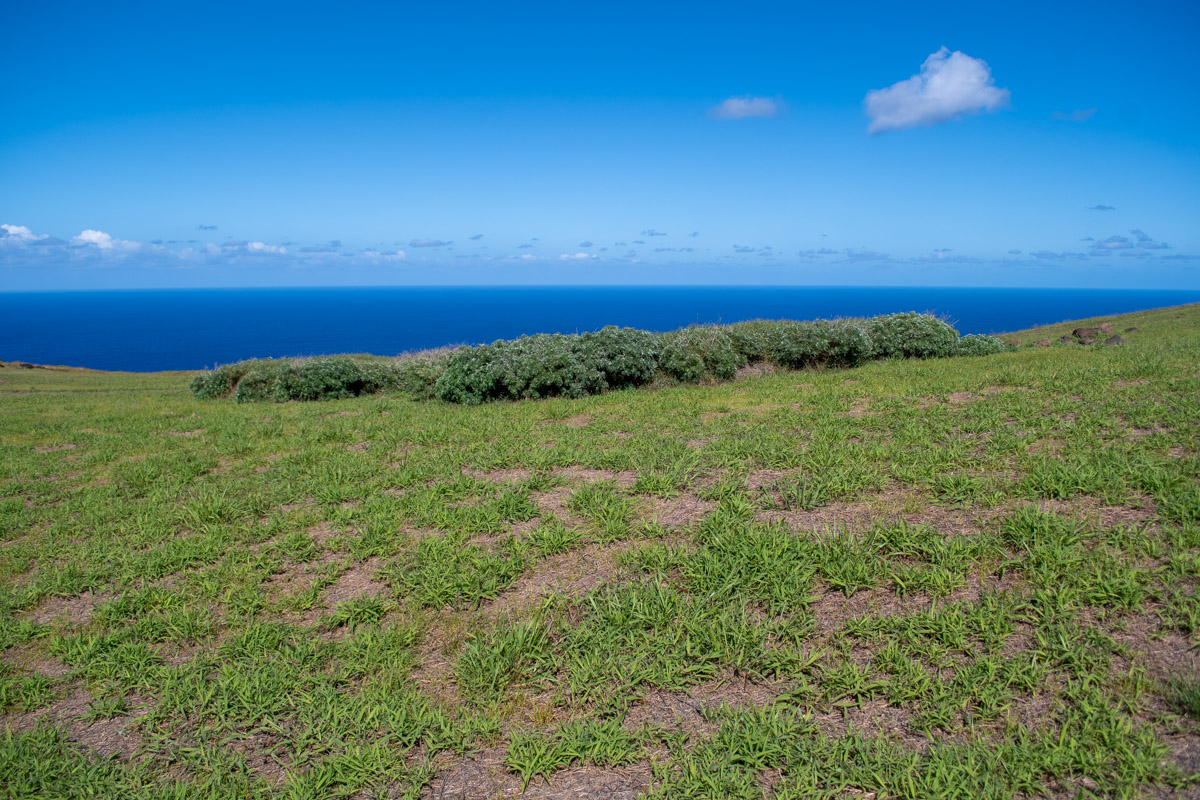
[1,304,1198,799]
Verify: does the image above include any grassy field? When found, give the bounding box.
[1,303,1199,799]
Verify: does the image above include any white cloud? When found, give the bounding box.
[1,224,42,241]
[361,249,406,261]
[1051,108,1096,123]
[73,229,139,251]
[246,241,286,254]
[559,252,595,260]
[864,47,1010,134]
[708,95,781,120]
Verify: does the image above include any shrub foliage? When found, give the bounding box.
[191,312,1014,405]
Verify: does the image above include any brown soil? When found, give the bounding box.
[32,444,79,453]
[551,466,638,488]
[424,747,653,800]
[543,415,593,429]
[640,495,717,531]
[3,686,145,760]
[485,542,631,620]
[22,590,112,625]
[463,467,533,484]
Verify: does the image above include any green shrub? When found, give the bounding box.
[233,360,293,403]
[861,312,958,359]
[195,311,984,405]
[386,351,453,399]
[286,357,366,401]
[434,346,498,405]
[956,334,1014,357]
[725,320,787,364]
[189,361,254,399]
[658,326,742,383]
[435,334,607,405]
[496,334,607,400]
[769,320,874,369]
[232,357,366,403]
[580,326,660,389]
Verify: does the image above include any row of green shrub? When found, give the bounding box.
[190,313,1014,405]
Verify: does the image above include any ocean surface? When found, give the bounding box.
[2,286,1198,373]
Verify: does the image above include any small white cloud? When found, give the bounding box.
[1051,108,1096,123]
[708,95,781,120]
[72,229,138,251]
[1,223,42,241]
[559,252,595,260]
[864,47,1010,134]
[520,253,535,260]
[361,249,407,261]
[246,241,286,254]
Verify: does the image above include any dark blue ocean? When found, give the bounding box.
[2,286,1198,372]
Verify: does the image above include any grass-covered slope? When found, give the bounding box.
[1,303,1198,799]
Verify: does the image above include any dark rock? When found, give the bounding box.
[14,362,33,369]
[1073,326,1103,339]
[1124,326,1138,333]
[1032,339,1052,347]
[1058,336,1075,344]
[1104,335,1128,346]
[1078,338,1096,346]
[1098,322,1114,334]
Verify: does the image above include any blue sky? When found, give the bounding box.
[2,0,1198,289]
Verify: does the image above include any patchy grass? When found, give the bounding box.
[2,303,1199,798]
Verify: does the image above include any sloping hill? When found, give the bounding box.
[1,303,1198,798]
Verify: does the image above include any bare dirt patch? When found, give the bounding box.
[486,542,631,621]
[543,414,593,429]
[551,466,638,489]
[735,365,774,380]
[625,672,782,736]
[323,556,388,607]
[163,429,204,438]
[845,400,874,418]
[640,495,716,531]
[308,522,341,548]
[1032,496,1156,530]
[424,747,653,800]
[410,610,475,709]
[22,590,113,625]
[757,487,995,539]
[347,441,369,453]
[4,686,146,760]
[32,443,78,453]
[462,467,533,484]
[227,732,289,786]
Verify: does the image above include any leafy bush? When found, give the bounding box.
[232,357,366,403]
[287,357,366,401]
[433,346,499,406]
[436,334,608,405]
[862,312,959,359]
[725,320,787,364]
[769,320,875,369]
[389,351,453,399]
[189,361,254,399]
[658,326,742,383]
[232,360,293,403]
[580,326,660,389]
[956,334,1014,357]
[193,312,1003,405]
